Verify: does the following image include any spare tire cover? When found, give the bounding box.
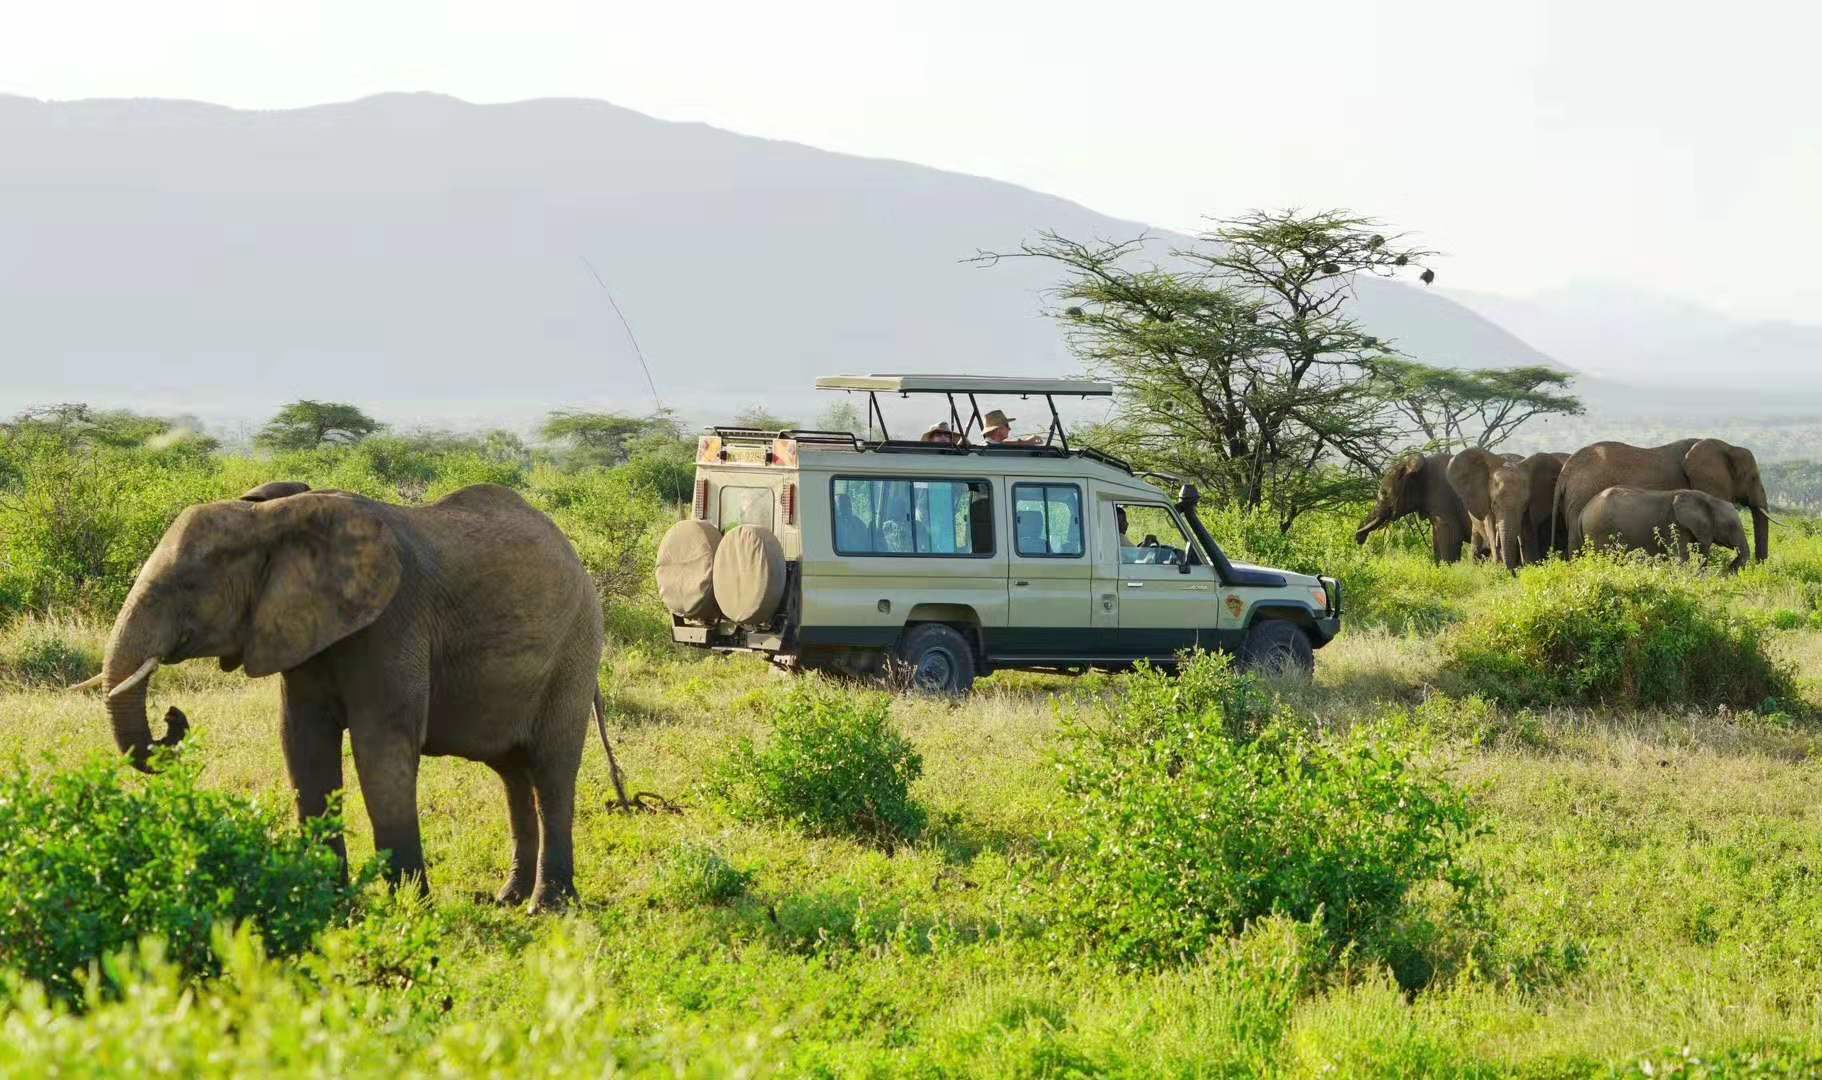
[655,519,723,620]
[713,525,787,625]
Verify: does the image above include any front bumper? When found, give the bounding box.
[1311,576,1343,647]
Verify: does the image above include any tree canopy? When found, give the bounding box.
[730,406,799,432]
[981,210,1440,530]
[254,401,381,451]
[2,403,218,456]
[539,409,688,468]
[1371,360,1582,450]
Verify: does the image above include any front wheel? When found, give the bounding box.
[1237,620,1314,680]
[894,624,976,694]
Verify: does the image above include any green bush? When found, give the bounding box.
[0,616,103,689]
[1056,653,1481,968]
[0,754,364,1000]
[1443,553,1796,710]
[654,839,754,906]
[713,682,926,847]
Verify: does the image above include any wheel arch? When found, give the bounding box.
[903,603,985,660]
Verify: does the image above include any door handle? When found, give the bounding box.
[1013,580,1030,587]
[1124,581,1144,588]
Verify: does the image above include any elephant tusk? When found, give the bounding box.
[106,657,162,699]
[68,672,105,693]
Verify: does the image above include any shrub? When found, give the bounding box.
[0,754,364,1000]
[0,615,103,689]
[1442,553,1796,710]
[1056,653,1481,968]
[654,839,754,906]
[712,682,926,847]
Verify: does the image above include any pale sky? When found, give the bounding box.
[5,0,1817,322]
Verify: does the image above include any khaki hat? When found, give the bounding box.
[921,421,954,440]
[982,409,1016,430]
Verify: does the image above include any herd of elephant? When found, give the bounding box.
[1353,437,1771,573]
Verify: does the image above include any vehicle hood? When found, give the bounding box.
[1231,562,1322,588]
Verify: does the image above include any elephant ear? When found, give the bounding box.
[1670,492,1713,544]
[243,494,402,678]
[1446,448,1494,515]
[240,480,314,503]
[1682,439,1742,503]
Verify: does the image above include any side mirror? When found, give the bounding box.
[1178,559,1192,574]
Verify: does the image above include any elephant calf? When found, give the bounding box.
[78,481,606,909]
[1578,486,1750,573]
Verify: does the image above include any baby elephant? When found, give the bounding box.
[1578,486,1750,573]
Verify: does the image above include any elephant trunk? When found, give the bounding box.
[1501,521,1521,575]
[102,593,188,773]
[1354,504,1390,545]
[1749,484,1770,562]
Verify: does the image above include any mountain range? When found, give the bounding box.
[0,92,1813,432]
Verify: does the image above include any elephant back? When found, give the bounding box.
[713,525,788,625]
[656,519,724,621]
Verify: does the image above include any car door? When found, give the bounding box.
[1113,501,1218,658]
[1001,479,1094,656]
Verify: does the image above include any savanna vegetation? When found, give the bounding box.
[7,404,1822,1076]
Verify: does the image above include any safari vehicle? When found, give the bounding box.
[654,375,1341,692]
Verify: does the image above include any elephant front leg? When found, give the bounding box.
[349,707,429,894]
[280,675,348,873]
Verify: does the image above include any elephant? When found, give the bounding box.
[1578,486,1751,573]
[1445,448,1535,571]
[1554,439,1770,562]
[74,481,607,909]
[1355,451,1478,563]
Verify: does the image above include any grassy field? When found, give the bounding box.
[7,582,1822,1075]
[8,436,1822,1075]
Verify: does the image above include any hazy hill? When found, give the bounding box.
[0,92,1554,429]
[1446,283,1822,407]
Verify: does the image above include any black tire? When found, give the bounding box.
[894,624,977,694]
[1238,619,1314,680]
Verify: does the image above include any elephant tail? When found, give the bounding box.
[595,687,680,814]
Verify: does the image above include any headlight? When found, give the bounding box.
[1308,586,1329,611]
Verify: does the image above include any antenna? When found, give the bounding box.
[579,255,662,411]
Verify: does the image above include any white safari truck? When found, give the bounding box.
[653,375,1341,692]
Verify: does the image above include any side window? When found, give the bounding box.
[831,477,994,556]
[719,485,775,530]
[1013,484,1084,557]
[1115,503,1198,566]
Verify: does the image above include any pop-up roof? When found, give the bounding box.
[812,373,1113,448]
[813,374,1112,396]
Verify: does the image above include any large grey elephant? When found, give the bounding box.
[1578,486,1751,573]
[1555,439,1770,561]
[74,481,606,909]
[1355,451,1481,563]
[1444,448,1532,571]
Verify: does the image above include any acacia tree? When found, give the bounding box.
[255,400,380,451]
[1371,359,1582,450]
[540,408,686,468]
[980,210,1437,530]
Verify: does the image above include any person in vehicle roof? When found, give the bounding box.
[982,409,1041,447]
[920,421,959,446]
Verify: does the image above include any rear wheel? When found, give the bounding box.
[894,624,976,694]
[1238,619,1314,680]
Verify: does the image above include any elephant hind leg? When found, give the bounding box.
[526,717,586,912]
[487,751,540,905]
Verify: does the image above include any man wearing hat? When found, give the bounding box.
[982,409,1040,447]
[920,421,959,446]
